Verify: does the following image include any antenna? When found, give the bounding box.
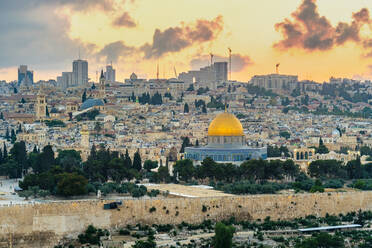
[156,63,159,80]
[174,66,177,78]
[210,53,214,66]
[228,48,232,81]
[78,47,81,60]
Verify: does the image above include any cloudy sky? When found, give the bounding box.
[0,0,372,82]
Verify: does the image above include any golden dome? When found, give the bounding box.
[208,112,244,136]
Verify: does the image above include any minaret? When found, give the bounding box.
[99,69,105,99]
[80,125,90,148]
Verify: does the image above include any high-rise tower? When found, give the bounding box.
[72,59,88,86]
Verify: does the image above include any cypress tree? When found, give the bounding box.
[33,145,38,153]
[10,129,16,144]
[124,149,132,169]
[46,106,49,117]
[184,103,189,113]
[82,90,87,103]
[132,150,142,171]
[3,143,7,162]
[5,127,10,141]
[0,112,4,120]
[89,144,97,159]
[17,123,22,133]
[202,104,207,113]
[0,148,2,164]
[35,145,55,174]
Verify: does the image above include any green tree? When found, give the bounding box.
[346,157,363,179]
[144,160,158,172]
[0,112,4,120]
[184,103,189,113]
[5,128,10,141]
[157,165,170,183]
[9,141,27,177]
[57,173,88,197]
[34,145,55,174]
[94,122,102,136]
[124,149,132,169]
[316,137,329,154]
[82,90,87,103]
[0,159,18,178]
[56,150,82,172]
[279,131,291,140]
[46,106,49,117]
[132,236,156,248]
[3,143,8,162]
[10,129,16,143]
[360,146,372,156]
[173,159,195,182]
[133,150,142,171]
[212,222,235,248]
[308,160,346,179]
[186,84,194,91]
[180,136,191,153]
[295,232,344,248]
[17,123,22,133]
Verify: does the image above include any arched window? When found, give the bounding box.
[300,152,304,160]
[296,152,300,160]
[305,152,308,160]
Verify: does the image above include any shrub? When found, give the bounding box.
[119,229,130,235]
[202,205,208,212]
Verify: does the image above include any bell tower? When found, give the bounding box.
[35,94,46,120]
[99,70,105,99]
[80,124,90,148]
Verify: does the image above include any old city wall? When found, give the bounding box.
[1,191,372,247]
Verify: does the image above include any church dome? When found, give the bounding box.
[208,112,244,136]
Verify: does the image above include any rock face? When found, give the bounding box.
[1,191,372,247]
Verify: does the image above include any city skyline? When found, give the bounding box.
[0,0,372,82]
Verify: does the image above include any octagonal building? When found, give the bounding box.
[185,112,267,164]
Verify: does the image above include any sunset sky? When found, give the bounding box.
[1,0,372,83]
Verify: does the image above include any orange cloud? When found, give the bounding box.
[141,16,223,59]
[274,0,372,56]
[112,12,137,28]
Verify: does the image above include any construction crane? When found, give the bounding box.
[228,47,232,81]
[276,63,280,74]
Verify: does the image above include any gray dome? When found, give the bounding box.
[50,107,58,113]
[130,72,138,81]
[80,98,104,110]
[332,129,341,137]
